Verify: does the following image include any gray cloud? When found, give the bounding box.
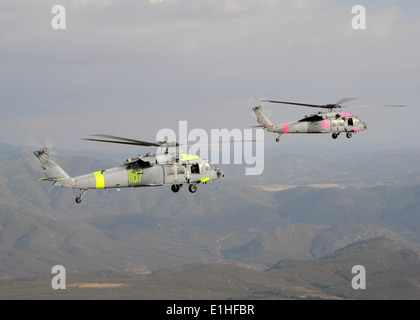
[0,0,418,154]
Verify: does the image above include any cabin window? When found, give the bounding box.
[176,165,185,175]
[166,165,175,175]
[348,118,354,126]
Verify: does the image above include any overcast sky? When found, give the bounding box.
[1,0,419,158]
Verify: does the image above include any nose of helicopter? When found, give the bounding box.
[216,169,224,179]
[363,122,368,130]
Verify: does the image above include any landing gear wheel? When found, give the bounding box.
[75,189,87,204]
[346,132,353,139]
[171,184,181,193]
[332,132,338,139]
[188,184,197,193]
[276,137,280,142]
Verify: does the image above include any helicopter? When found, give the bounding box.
[34,135,224,203]
[252,98,403,142]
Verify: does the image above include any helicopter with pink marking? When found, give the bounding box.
[253,98,402,142]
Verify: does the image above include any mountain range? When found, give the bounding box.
[1,237,419,300]
[0,145,420,299]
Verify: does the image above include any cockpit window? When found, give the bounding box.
[191,163,199,174]
[203,161,214,171]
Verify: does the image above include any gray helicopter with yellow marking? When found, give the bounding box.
[253,98,403,142]
[34,135,224,203]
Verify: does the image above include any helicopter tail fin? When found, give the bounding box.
[33,147,71,181]
[252,105,272,127]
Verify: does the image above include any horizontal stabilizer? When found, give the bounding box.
[252,125,272,128]
[37,177,67,181]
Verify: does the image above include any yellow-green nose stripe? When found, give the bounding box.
[94,171,105,189]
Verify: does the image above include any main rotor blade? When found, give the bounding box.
[261,100,324,108]
[335,97,358,105]
[82,138,162,147]
[183,139,257,147]
[262,98,404,109]
[342,104,405,108]
[82,135,177,147]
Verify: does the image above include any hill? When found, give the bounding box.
[1,237,419,300]
[222,221,404,264]
[225,150,420,187]
[269,236,420,300]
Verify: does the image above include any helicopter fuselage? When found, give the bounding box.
[34,147,224,203]
[55,157,222,190]
[254,98,402,142]
[268,111,367,134]
[253,105,368,141]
